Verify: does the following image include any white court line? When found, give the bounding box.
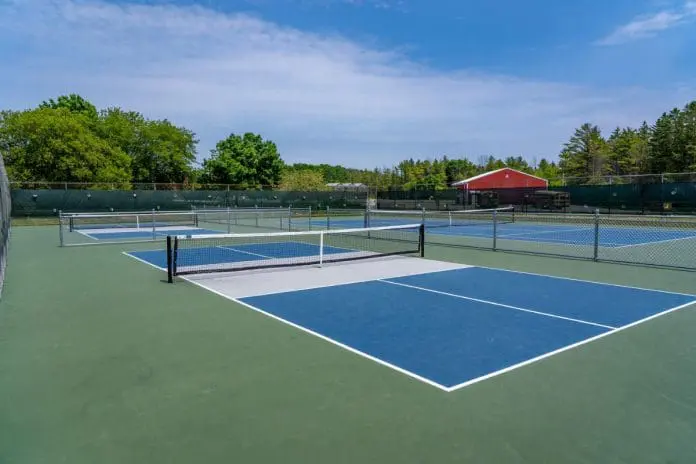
[182,276,452,392]
[217,245,273,259]
[444,299,696,392]
[471,265,696,297]
[498,227,591,238]
[379,279,616,330]
[611,234,696,249]
[76,230,100,241]
[122,251,167,271]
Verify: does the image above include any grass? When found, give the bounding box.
[1,224,695,464]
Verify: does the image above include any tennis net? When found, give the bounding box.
[365,207,515,229]
[166,223,425,281]
[65,211,198,231]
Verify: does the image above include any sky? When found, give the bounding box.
[1,0,695,169]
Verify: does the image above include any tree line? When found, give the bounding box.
[1,94,695,191]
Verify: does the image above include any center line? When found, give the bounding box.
[379,280,617,330]
[216,245,273,259]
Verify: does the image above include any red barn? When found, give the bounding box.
[451,167,548,190]
[452,168,548,208]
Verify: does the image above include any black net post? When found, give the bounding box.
[419,223,425,257]
[167,235,174,283]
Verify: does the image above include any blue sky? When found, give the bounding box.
[1,0,695,168]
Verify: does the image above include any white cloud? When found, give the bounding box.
[597,2,696,45]
[0,0,692,168]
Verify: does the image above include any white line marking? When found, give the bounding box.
[379,279,616,330]
[121,251,167,271]
[611,234,696,249]
[498,227,591,238]
[470,265,696,297]
[217,245,273,259]
[445,299,696,392]
[180,275,451,392]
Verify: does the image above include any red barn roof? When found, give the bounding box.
[451,167,548,190]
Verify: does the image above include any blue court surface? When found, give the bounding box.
[237,267,695,391]
[318,218,696,248]
[81,227,223,241]
[127,241,355,269]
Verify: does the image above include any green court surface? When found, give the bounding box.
[1,226,696,464]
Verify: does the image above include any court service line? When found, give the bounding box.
[444,299,696,392]
[378,280,617,330]
[611,234,696,249]
[498,227,591,238]
[179,276,451,392]
[472,265,696,297]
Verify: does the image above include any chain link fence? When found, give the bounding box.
[0,153,11,297]
[416,210,696,271]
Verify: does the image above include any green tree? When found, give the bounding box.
[96,108,197,184]
[280,169,328,191]
[0,108,130,183]
[503,156,531,172]
[606,127,650,177]
[559,123,609,182]
[39,94,98,121]
[200,133,285,187]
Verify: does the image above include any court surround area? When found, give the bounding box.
[2,207,696,463]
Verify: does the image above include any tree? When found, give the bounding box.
[39,94,98,121]
[535,158,561,180]
[558,123,609,182]
[606,127,650,177]
[96,108,197,184]
[280,169,328,191]
[0,108,130,183]
[200,133,285,187]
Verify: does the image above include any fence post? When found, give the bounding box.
[152,208,157,240]
[326,206,330,230]
[492,209,498,251]
[226,207,231,234]
[308,206,312,231]
[593,209,600,261]
[58,210,64,247]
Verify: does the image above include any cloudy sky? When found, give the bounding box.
[1,0,694,168]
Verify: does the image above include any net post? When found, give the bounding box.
[193,211,199,228]
[492,209,498,251]
[152,209,156,240]
[419,223,425,257]
[255,206,259,228]
[319,230,324,267]
[593,209,600,261]
[166,235,173,283]
[58,210,65,247]
[172,236,179,277]
[421,207,426,227]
